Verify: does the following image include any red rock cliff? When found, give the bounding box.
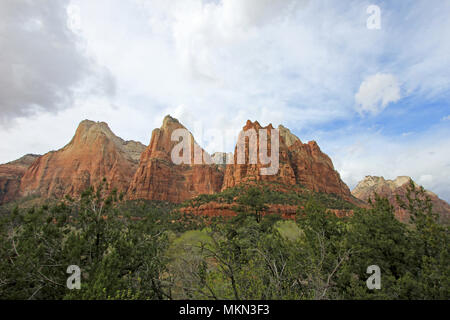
[222,121,353,201]
[222,120,296,188]
[19,120,145,199]
[352,176,450,223]
[0,154,40,204]
[127,115,224,203]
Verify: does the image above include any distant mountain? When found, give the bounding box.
[19,120,145,199]
[352,176,450,223]
[0,154,40,204]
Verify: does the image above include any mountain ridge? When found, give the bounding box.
[352,175,450,222]
[0,154,41,204]
[18,120,146,199]
[1,116,448,222]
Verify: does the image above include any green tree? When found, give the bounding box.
[235,186,268,223]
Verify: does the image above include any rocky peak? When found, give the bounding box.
[353,176,420,196]
[68,120,145,163]
[278,125,301,147]
[4,117,357,207]
[243,120,277,132]
[393,176,413,188]
[127,116,224,203]
[162,114,180,128]
[354,175,386,189]
[146,115,203,162]
[19,120,145,199]
[0,154,41,204]
[222,120,353,202]
[75,120,113,139]
[352,175,449,223]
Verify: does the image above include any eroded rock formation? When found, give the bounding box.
[0,154,40,204]
[222,120,353,201]
[127,116,224,203]
[19,120,145,199]
[352,176,450,222]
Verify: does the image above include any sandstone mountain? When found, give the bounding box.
[222,120,353,202]
[127,115,224,203]
[10,115,449,219]
[222,120,296,188]
[2,117,356,205]
[19,120,145,199]
[352,176,450,222]
[211,152,233,170]
[0,154,40,204]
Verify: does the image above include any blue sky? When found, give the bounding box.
[0,0,449,200]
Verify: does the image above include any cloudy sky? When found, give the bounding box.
[1,0,449,201]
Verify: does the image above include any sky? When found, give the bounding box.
[0,0,449,201]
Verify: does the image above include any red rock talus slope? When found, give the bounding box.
[352,176,450,222]
[0,154,40,204]
[222,120,353,201]
[19,120,145,199]
[127,115,224,203]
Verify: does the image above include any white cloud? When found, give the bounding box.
[355,73,401,115]
[322,124,450,202]
[1,0,450,201]
[0,0,114,125]
[442,115,450,121]
[418,174,433,185]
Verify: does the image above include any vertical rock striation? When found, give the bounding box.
[222,120,353,201]
[0,154,40,204]
[19,120,145,199]
[127,115,224,203]
[352,175,450,222]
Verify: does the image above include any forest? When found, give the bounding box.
[0,180,448,300]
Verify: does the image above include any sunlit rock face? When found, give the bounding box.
[0,154,40,204]
[222,120,353,202]
[127,115,224,203]
[352,176,450,222]
[6,116,355,206]
[19,120,145,199]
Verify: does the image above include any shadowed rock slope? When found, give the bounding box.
[0,154,40,204]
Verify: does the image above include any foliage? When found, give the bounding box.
[0,180,448,300]
[183,181,356,210]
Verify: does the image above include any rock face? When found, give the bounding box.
[222,120,353,201]
[0,154,40,204]
[352,176,450,222]
[222,120,297,189]
[287,137,351,200]
[127,116,224,203]
[3,117,355,206]
[19,120,145,199]
[211,152,233,170]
